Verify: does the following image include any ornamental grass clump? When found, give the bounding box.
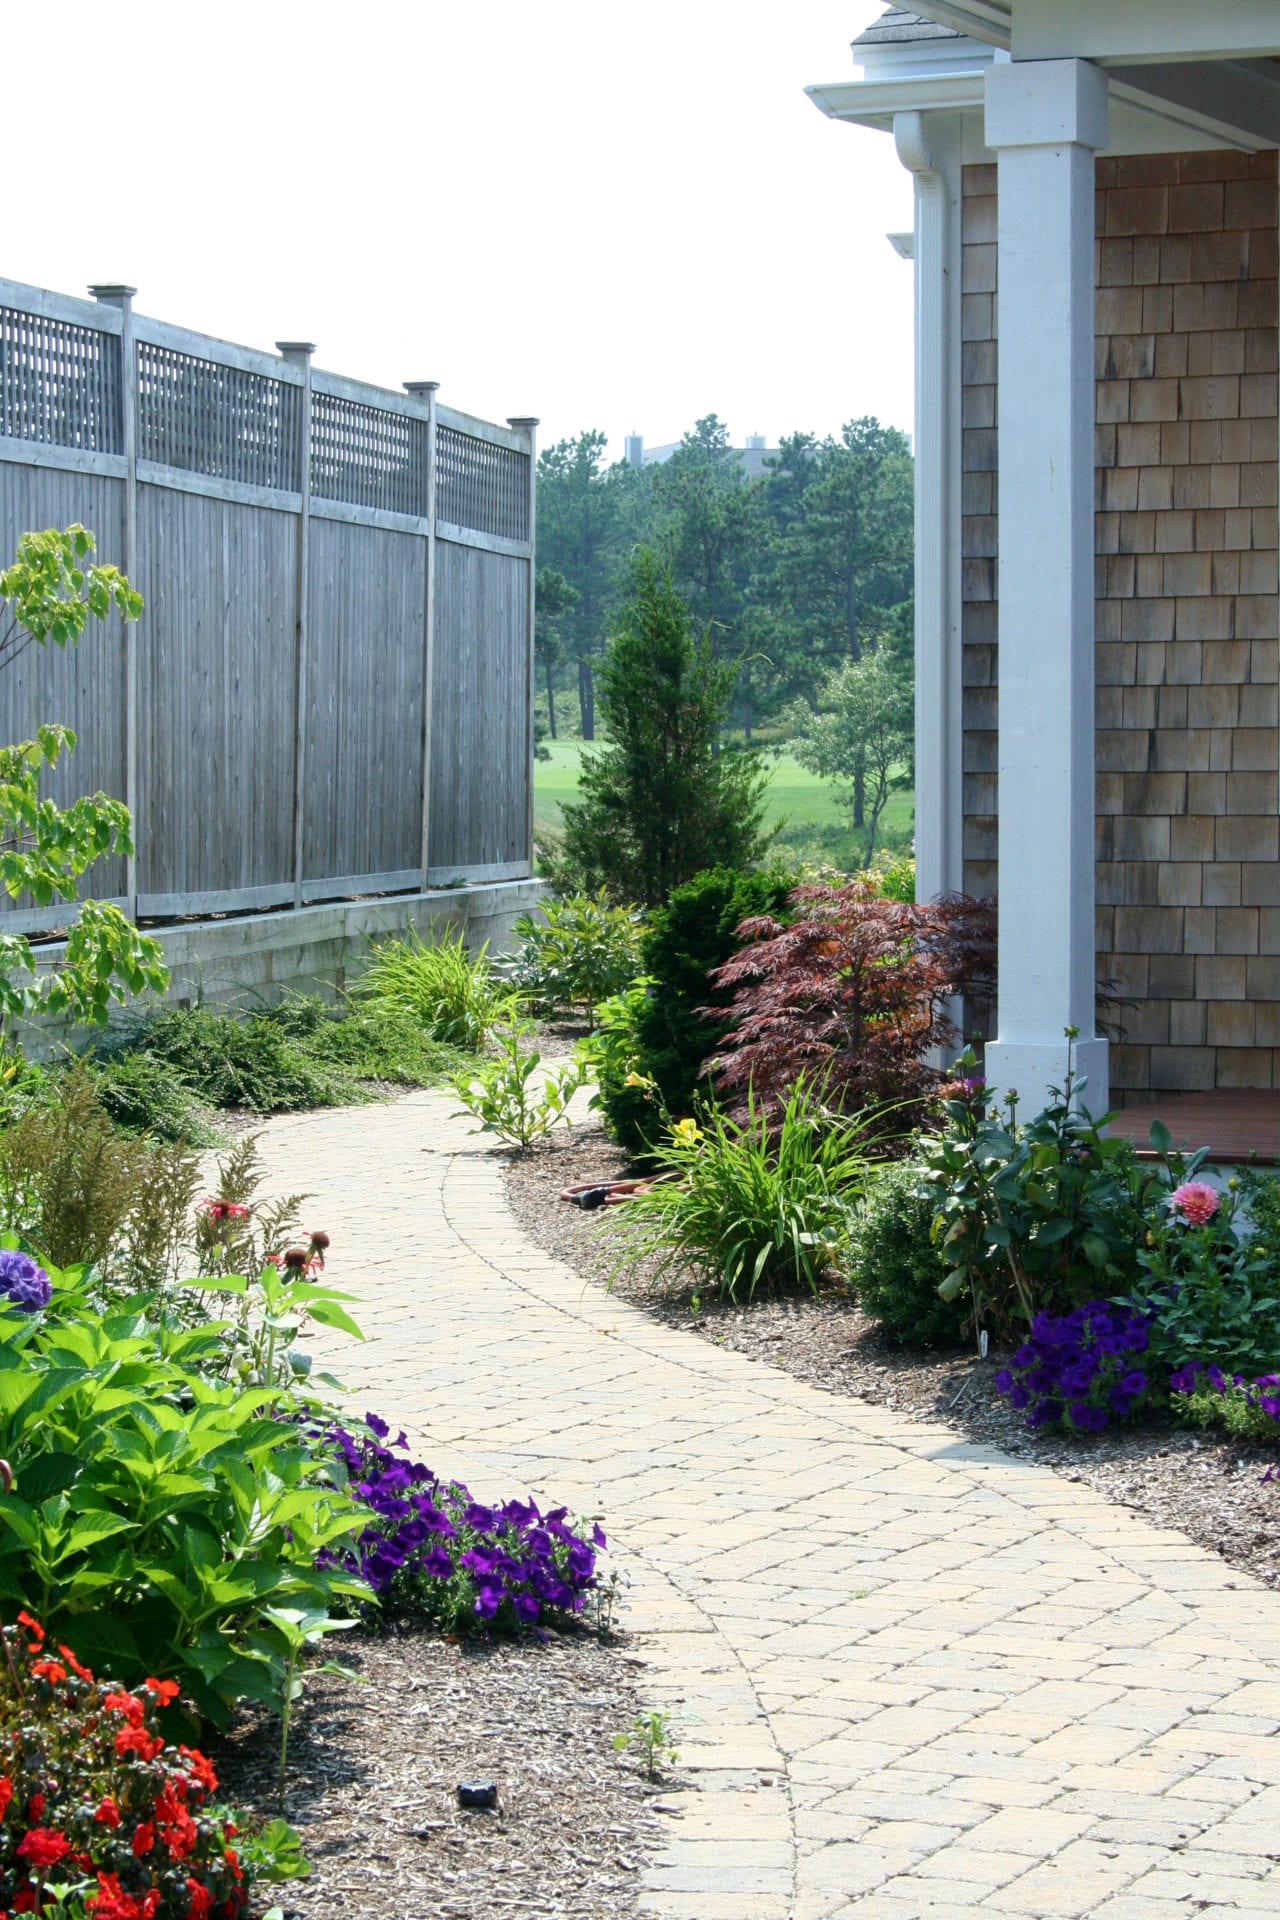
[354,928,517,1050]
[994,1301,1154,1433]
[0,1610,264,1918]
[319,1417,605,1636]
[608,1079,874,1302]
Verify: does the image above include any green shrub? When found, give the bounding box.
[847,1161,967,1348]
[594,864,794,1157]
[265,995,467,1087]
[96,1004,352,1113]
[608,1079,871,1301]
[511,889,644,1022]
[86,1047,220,1145]
[354,927,517,1049]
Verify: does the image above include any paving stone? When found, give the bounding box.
[253,1089,1280,1920]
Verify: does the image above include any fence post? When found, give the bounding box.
[278,342,314,910]
[507,417,539,875]
[406,380,439,891]
[90,285,138,920]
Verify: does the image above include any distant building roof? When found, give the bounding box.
[853,8,960,46]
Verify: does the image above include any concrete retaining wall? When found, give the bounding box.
[26,879,543,1052]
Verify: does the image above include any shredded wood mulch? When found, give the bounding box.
[215,1625,663,1920]
[502,1114,1280,1594]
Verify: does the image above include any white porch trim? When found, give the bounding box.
[982,58,1111,1115]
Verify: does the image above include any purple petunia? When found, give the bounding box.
[994,1300,1153,1436]
[310,1412,604,1637]
[0,1249,51,1314]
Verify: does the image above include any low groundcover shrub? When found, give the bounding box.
[319,1416,605,1635]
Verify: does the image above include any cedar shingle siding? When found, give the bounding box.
[961,150,1279,1102]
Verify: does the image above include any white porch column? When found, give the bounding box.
[983,59,1110,1115]
[895,111,964,907]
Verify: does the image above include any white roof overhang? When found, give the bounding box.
[911,0,1280,65]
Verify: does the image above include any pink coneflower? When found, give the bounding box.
[1169,1180,1219,1226]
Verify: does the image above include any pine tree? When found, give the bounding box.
[558,553,769,905]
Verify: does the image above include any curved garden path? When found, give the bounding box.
[258,1090,1280,1920]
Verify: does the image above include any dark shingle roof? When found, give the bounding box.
[853,7,961,45]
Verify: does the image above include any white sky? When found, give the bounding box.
[6,1,912,460]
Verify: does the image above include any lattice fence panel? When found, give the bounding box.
[436,426,528,542]
[136,341,302,489]
[0,308,122,453]
[310,392,428,516]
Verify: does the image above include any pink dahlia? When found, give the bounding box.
[1169,1180,1219,1226]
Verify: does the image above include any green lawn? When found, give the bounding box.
[534,740,914,873]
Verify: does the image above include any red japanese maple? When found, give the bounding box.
[705,881,995,1122]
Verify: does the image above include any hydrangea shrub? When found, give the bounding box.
[0,1251,50,1315]
[994,1301,1153,1433]
[321,1417,605,1634]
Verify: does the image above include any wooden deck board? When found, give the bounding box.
[1110,1089,1279,1165]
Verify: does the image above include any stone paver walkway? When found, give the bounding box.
[258,1091,1280,1919]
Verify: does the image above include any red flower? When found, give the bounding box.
[281,1248,308,1271]
[185,1880,214,1919]
[114,1727,162,1762]
[25,1794,43,1822]
[16,1611,43,1644]
[89,1873,160,1920]
[131,1820,154,1856]
[95,1798,121,1828]
[179,1748,218,1795]
[31,1658,66,1685]
[58,1643,94,1682]
[17,1825,72,1870]
[14,1890,35,1913]
[143,1677,179,1708]
[104,1689,145,1727]
[0,1774,12,1816]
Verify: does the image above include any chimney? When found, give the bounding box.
[624,433,644,468]
[745,433,766,451]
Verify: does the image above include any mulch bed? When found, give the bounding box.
[214,1625,665,1920]
[502,1116,1280,1593]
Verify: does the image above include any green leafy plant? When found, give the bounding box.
[609,1079,874,1301]
[613,1709,679,1781]
[848,1160,967,1348]
[454,1020,588,1151]
[256,1605,359,1812]
[354,927,517,1050]
[511,890,644,1023]
[0,1277,367,1725]
[94,1004,351,1114]
[1137,1168,1280,1380]
[919,1039,1149,1339]
[0,527,168,1037]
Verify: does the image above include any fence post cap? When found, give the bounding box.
[276,341,315,362]
[404,380,440,396]
[507,416,540,428]
[89,284,136,306]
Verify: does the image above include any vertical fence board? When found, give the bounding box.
[430,540,528,872]
[303,517,426,887]
[135,485,297,899]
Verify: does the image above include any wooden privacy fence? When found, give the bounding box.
[0,276,536,931]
